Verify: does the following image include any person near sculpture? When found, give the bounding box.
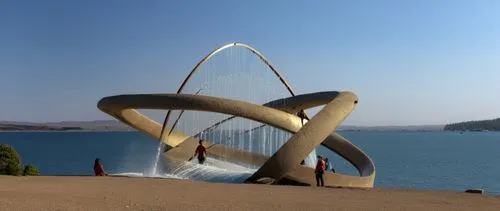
[93,158,108,176]
[314,155,326,187]
[190,139,207,164]
[324,157,335,173]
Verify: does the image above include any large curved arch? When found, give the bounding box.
[176,42,295,96]
[249,92,374,178]
[169,43,370,178]
[97,91,375,187]
[159,42,297,142]
[96,42,375,188]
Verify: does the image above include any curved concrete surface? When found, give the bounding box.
[154,42,373,182]
[193,92,375,179]
[97,92,375,187]
[260,92,375,178]
[246,92,357,183]
[98,94,303,147]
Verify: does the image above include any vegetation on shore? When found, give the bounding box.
[443,118,500,131]
[0,144,40,176]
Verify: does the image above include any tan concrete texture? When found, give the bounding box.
[97,92,375,188]
[96,42,375,188]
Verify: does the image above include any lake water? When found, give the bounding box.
[1,131,499,194]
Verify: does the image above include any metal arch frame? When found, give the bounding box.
[159,42,297,142]
[176,42,295,96]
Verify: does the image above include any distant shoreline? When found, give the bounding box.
[3,117,500,132]
[5,130,499,133]
[0,120,446,132]
[0,120,133,132]
[0,130,135,133]
[3,120,499,133]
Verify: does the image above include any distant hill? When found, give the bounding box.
[0,123,83,131]
[0,120,132,132]
[337,125,444,132]
[443,118,500,131]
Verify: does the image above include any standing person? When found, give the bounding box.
[315,155,325,187]
[93,158,108,176]
[324,157,332,172]
[324,157,336,173]
[297,110,307,126]
[191,139,207,164]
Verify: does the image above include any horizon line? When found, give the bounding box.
[0,119,448,127]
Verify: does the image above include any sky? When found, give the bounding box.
[0,0,499,126]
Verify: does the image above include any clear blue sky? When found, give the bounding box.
[0,0,499,126]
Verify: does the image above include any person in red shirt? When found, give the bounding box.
[314,155,325,187]
[192,139,207,164]
[93,158,108,176]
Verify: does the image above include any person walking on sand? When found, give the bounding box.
[191,139,207,164]
[94,158,108,176]
[315,155,326,187]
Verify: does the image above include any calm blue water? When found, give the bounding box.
[1,131,499,194]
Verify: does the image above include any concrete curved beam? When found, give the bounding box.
[258,92,375,178]
[154,43,369,181]
[192,91,374,178]
[97,91,375,187]
[97,99,190,147]
[186,89,374,177]
[246,92,358,182]
[98,94,303,147]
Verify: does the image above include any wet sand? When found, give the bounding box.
[0,176,498,210]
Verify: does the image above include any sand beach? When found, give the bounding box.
[0,176,498,211]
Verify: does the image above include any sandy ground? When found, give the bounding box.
[0,176,499,211]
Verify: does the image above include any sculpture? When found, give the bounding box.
[97,43,375,187]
